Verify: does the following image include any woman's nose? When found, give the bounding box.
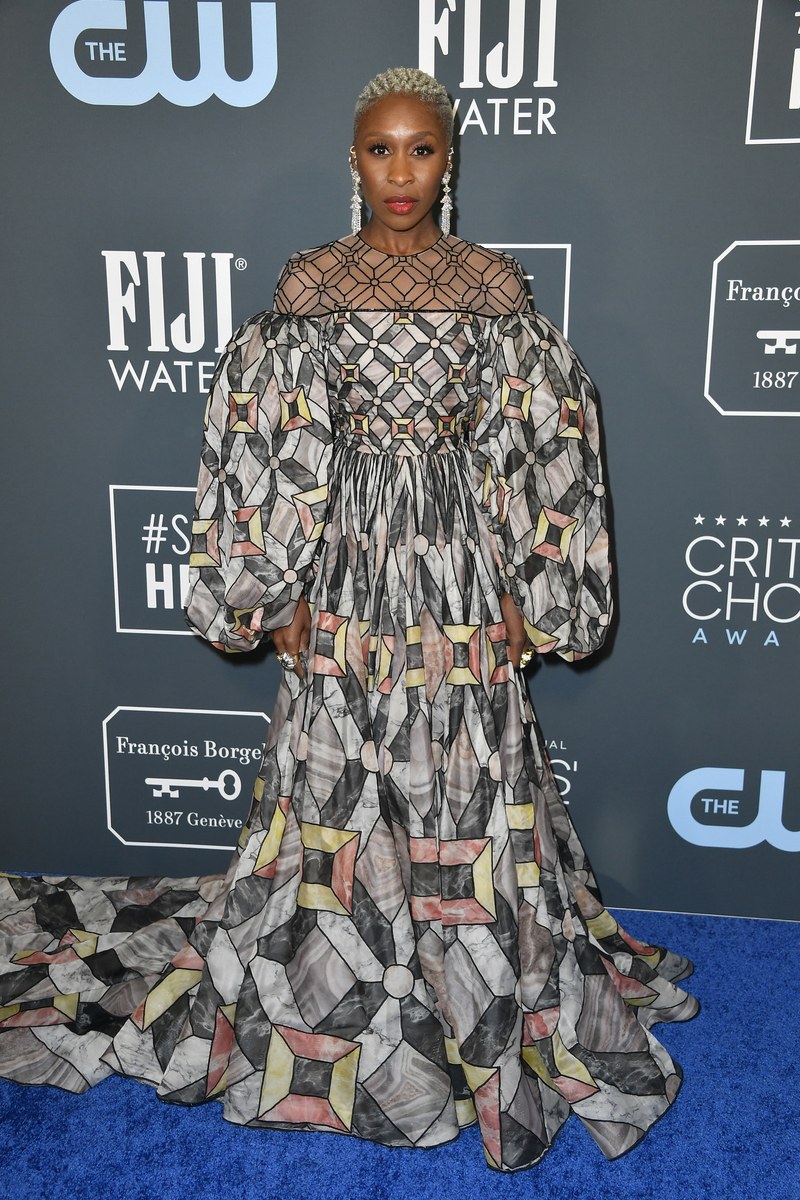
[387,157,413,185]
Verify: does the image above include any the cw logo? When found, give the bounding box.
[50,1,277,107]
[667,768,799,852]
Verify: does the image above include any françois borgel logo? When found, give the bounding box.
[110,485,195,635]
[104,250,243,396]
[50,1,277,108]
[667,767,799,852]
[103,706,269,850]
[746,0,800,144]
[705,242,800,417]
[420,0,558,137]
[682,511,798,649]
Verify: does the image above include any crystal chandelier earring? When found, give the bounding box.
[349,145,362,236]
[440,147,454,236]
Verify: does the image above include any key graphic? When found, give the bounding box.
[756,330,800,354]
[144,769,242,801]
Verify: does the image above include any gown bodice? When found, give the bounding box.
[274,232,529,457]
[325,308,482,457]
[184,233,614,662]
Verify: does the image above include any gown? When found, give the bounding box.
[0,233,699,1172]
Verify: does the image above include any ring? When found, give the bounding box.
[519,647,534,668]
[277,651,296,669]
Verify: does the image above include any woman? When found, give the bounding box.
[0,68,698,1172]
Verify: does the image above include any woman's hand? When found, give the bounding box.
[500,590,533,669]
[272,596,311,678]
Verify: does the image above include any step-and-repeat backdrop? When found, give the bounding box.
[1,1,797,920]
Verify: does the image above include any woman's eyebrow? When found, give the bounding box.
[360,129,440,139]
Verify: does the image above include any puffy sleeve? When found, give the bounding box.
[469,290,613,661]
[183,307,333,652]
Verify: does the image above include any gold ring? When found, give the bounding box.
[519,647,533,668]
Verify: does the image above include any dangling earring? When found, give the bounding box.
[349,145,362,237]
[440,147,454,236]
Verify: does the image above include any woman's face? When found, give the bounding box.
[353,93,450,242]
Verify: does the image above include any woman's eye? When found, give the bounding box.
[368,143,389,155]
[412,144,435,156]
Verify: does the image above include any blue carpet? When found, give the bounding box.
[2,909,798,1200]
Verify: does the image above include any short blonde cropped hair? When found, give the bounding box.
[354,67,454,144]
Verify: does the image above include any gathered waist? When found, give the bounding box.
[332,430,473,459]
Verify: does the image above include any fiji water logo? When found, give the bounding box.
[419,0,559,136]
[104,250,244,395]
[746,0,800,144]
[50,1,277,107]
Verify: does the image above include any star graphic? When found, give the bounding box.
[737,515,748,526]
[758,516,769,527]
[693,514,705,525]
[781,516,792,527]
[715,515,726,526]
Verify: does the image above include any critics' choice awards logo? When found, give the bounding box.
[668,768,799,852]
[50,1,277,107]
[420,0,558,137]
[682,511,798,649]
[110,485,195,635]
[104,250,242,397]
[746,0,800,144]
[705,242,800,417]
[103,706,269,849]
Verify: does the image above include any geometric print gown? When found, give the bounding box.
[0,233,699,1171]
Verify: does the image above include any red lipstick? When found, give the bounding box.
[385,196,417,214]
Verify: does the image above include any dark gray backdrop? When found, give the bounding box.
[1,0,798,920]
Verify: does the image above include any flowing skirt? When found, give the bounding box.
[0,443,699,1171]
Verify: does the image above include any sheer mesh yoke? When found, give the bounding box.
[273,233,529,316]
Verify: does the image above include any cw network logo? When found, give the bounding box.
[420,0,558,137]
[668,768,799,852]
[50,1,277,107]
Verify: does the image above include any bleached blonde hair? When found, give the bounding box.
[354,67,454,144]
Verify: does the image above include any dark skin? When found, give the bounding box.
[272,92,533,677]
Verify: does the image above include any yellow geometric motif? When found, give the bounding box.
[54,993,80,1019]
[521,614,559,654]
[293,483,329,542]
[500,375,533,421]
[328,1046,362,1127]
[471,841,497,919]
[279,386,312,430]
[68,929,99,959]
[228,391,259,433]
[140,968,203,1030]
[405,624,425,688]
[445,1036,477,1126]
[442,624,480,685]
[253,796,289,877]
[297,822,360,916]
[505,802,535,830]
[258,1024,294,1115]
[531,508,578,564]
[189,518,220,567]
[558,396,584,438]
